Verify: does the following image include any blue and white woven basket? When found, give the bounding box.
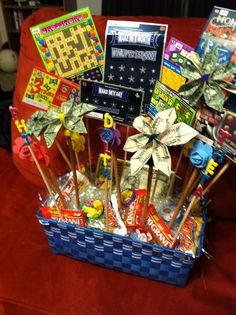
[37,209,206,287]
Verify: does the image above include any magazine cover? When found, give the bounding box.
[22,67,80,111]
[161,37,194,92]
[148,80,196,126]
[30,7,104,81]
[103,20,168,112]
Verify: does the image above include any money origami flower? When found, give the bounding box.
[26,110,50,141]
[26,100,96,148]
[179,48,236,112]
[123,108,198,176]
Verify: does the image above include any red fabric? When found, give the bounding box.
[1,147,236,315]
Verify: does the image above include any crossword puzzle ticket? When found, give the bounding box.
[30,7,104,81]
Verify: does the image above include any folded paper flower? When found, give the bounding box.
[26,110,50,141]
[189,140,213,168]
[123,108,198,176]
[179,48,236,112]
[98,127,121,147]
[26,100,96,148]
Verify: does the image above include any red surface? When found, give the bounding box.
[0,147,236,315]
[2,8,235,314]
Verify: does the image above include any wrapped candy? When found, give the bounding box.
[130,227,153,243]
[82,199,103,219]
[107,194,127,236]
[41,206,87,226]
[123,190,146,228]
[176,216,203,257]
[145,204,174,248]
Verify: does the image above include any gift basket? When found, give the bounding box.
[11,6,236,287]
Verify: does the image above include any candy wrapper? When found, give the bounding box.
[52,171,90,210]
[82,200,103,219]
[176,216,203,257]
[130,227,153,243]
[145,204,174,248]
[41,206,87,227]
[107,194,127,236]
[123,189,146,228]
[155,197,183,224]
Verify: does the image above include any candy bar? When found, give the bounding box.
[124,190,146,228]
[176,216,203,256]
[41,206,87,227]
[145,204,174,248]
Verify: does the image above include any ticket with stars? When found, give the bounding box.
[103,20,168,113]
[80,79,144,126]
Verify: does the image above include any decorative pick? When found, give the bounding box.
[70,132,86,172]
[123,108,198,177]
[26,110,50,141]
[179,48,236,112]
[13,117,63,218]
[170,129,231,247]
[41,100,95,148]
[168,140,213,228]
[99,113,122,212]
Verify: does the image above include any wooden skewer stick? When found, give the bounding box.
[105,175,109,230]
[47,166,67,209]
[28,146,63,218]
[100,153,111,230]
[168,167,199,228]
[203,160,231,195]
[109,157,114,195]
[85,117,93,181]
[188,173,201,197]
[123,126,130,162]
[111,149,122,212]
[150,169,159,204]
[75,151,81,172]
[192,160,232,209]
[166,147,184,198]
[141,164,153,226]
[121,126,130,179]
[55,140,72,170]
[170,192,197,248]
[178,108,201,190]
[182,162,194,190]
[67,136,80,209]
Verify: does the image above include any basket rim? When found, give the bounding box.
[36,206,207,260]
